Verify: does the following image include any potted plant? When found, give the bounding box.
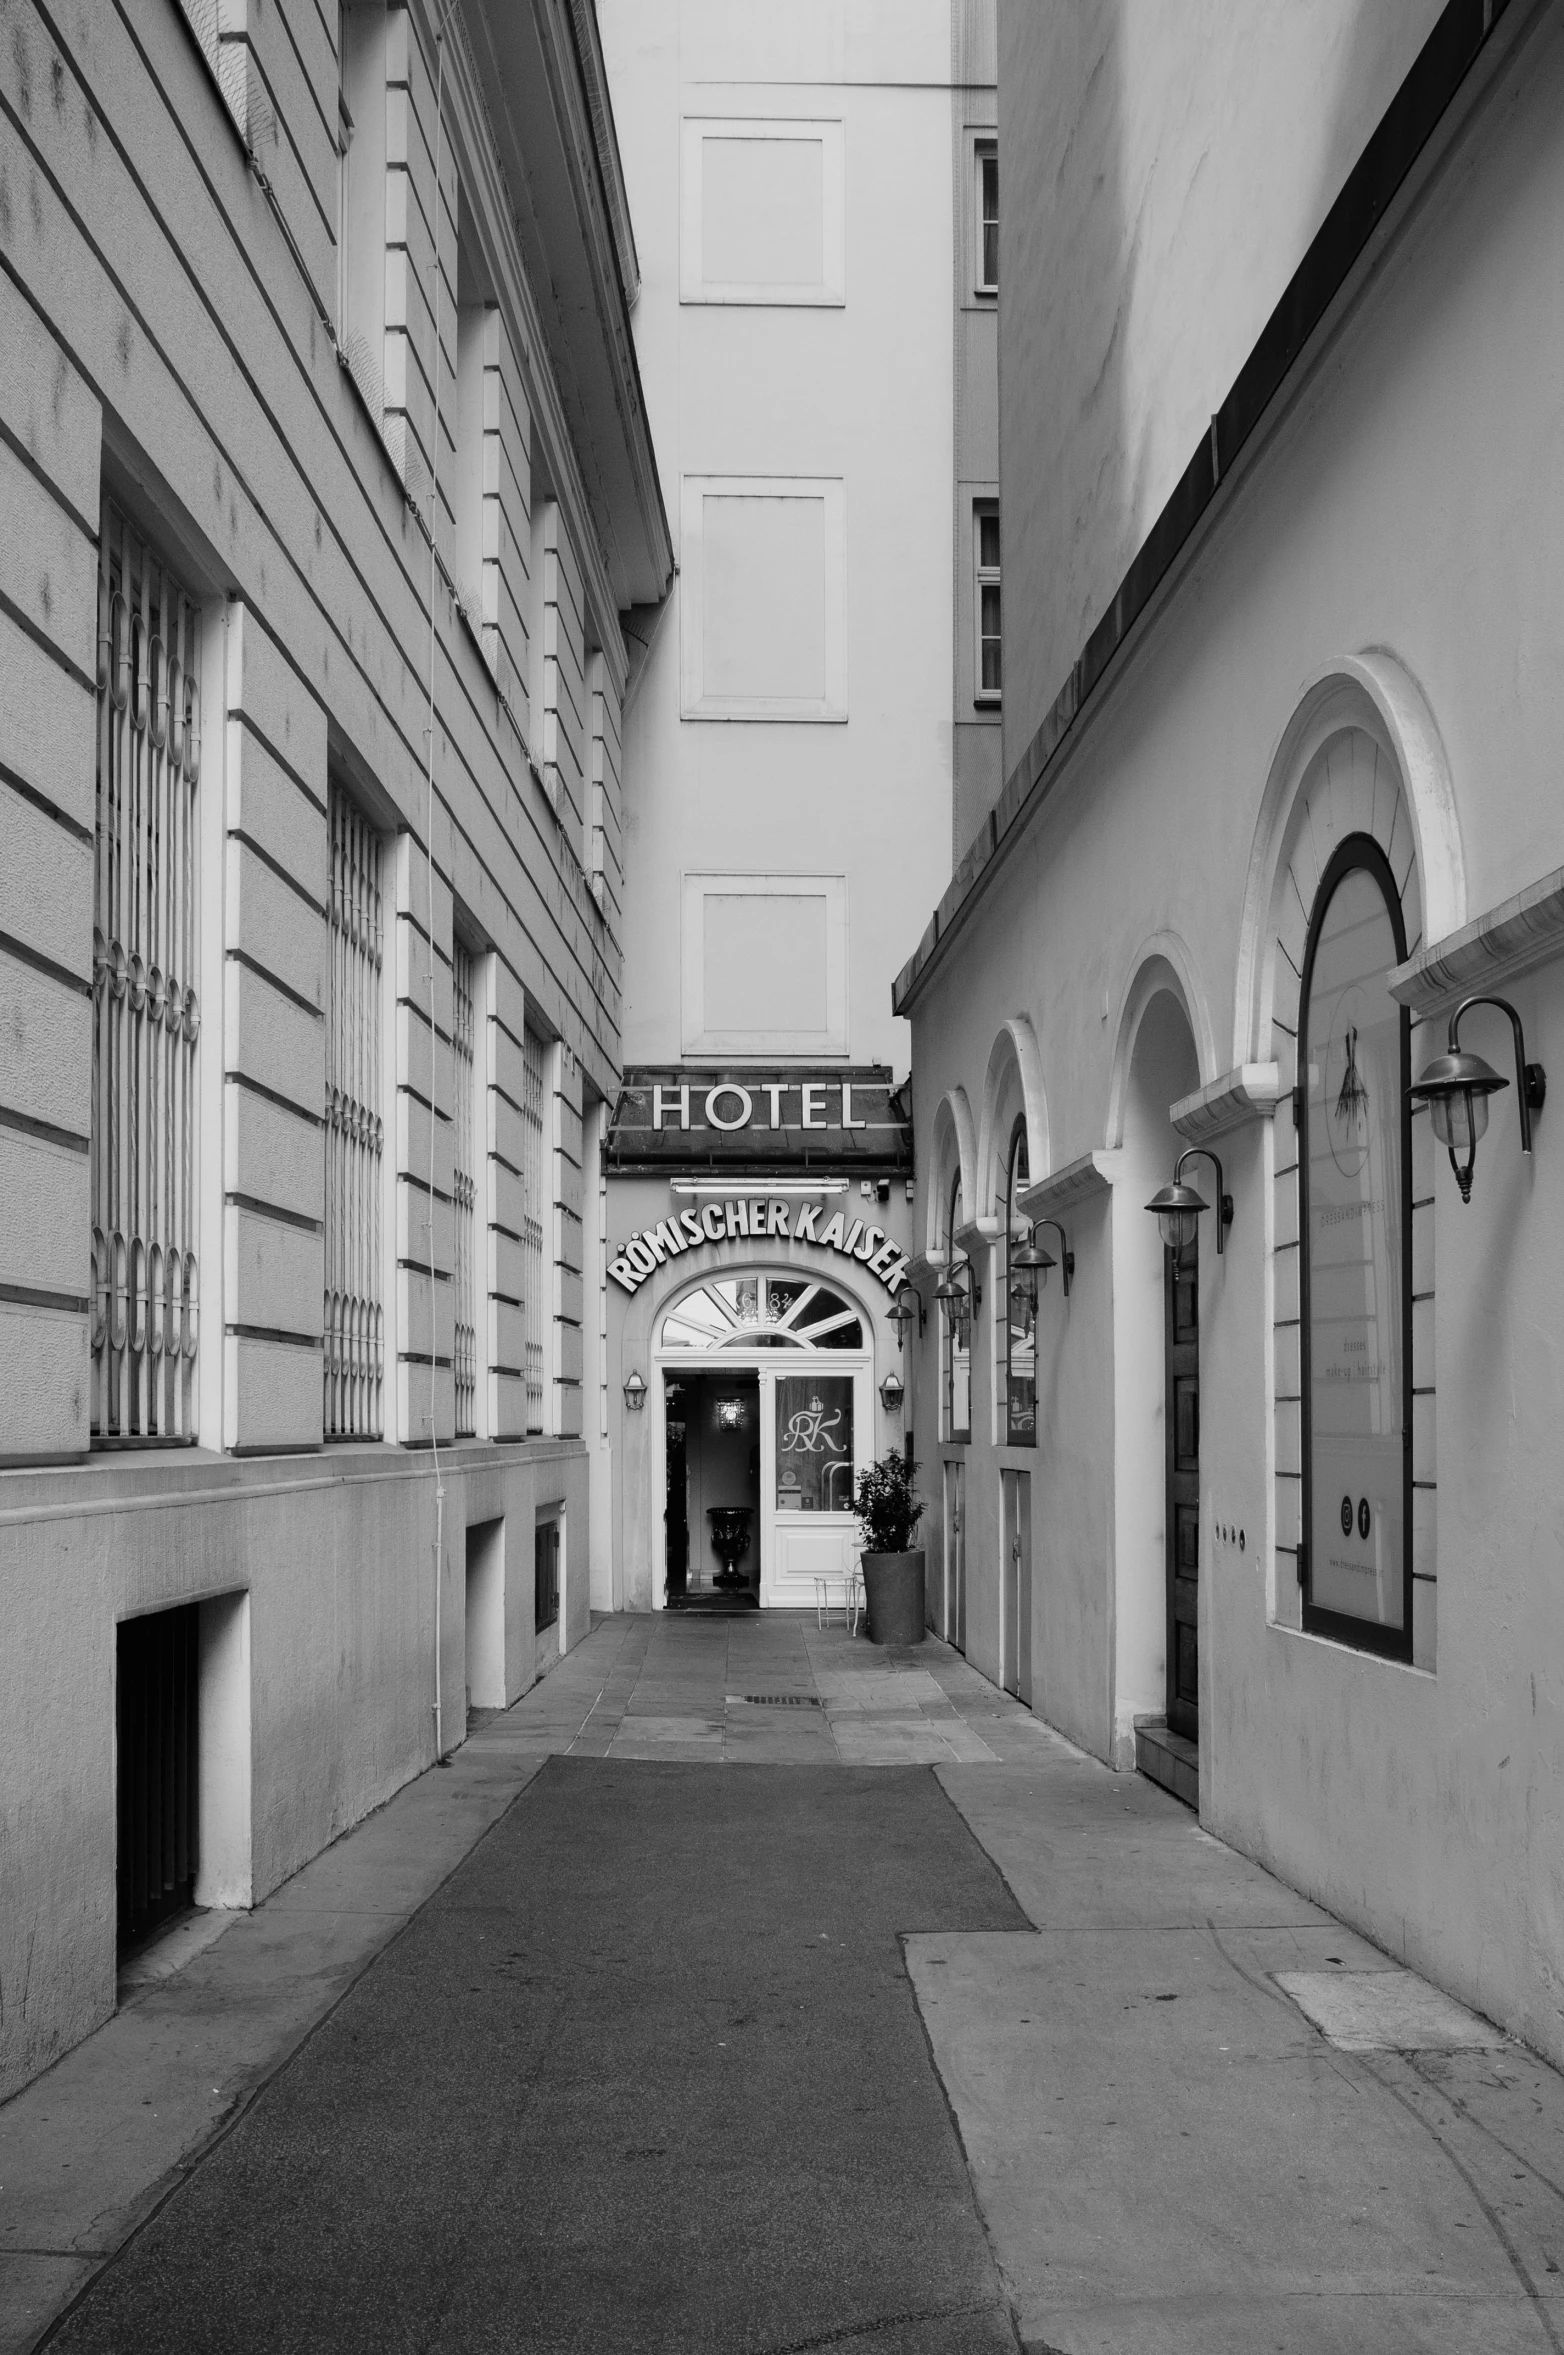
[853,1452,927,1646]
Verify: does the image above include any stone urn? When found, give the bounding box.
[706,1505,754,1590]
[862,1550,926,1646]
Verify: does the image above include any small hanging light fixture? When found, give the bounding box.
[1408,993,1546,1202]
[623,1369,647,1410]
[886,1286,925,1346]
[1146,1146,1234,1255]
[879,1367,906,1414]
[1011,1218,1074,1301]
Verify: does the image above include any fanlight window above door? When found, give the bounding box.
[661,1277,863,1351]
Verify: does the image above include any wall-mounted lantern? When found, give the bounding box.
[879,1367,906,1414]
[1145,1146,1234,1255]
[623,1369,647,1411]
[886,1286,925,1346]
[1011,1218,1074,1302]
[1408,993,1546,1203]
[933,1260,980,1331]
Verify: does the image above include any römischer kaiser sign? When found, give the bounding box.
[609,1193,911,1296]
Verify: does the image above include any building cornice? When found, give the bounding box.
[1389,864,1564,1019]
[893,0,1543,1019]
[1171,1065,1284,1146]
[1017,1151,1118,1223]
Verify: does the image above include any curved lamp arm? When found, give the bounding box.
[1032,1219,1075,1297]
[1174,1146,1234,1255]
[1450,995,1547,1153]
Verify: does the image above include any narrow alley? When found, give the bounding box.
[8,1618,1564,2355]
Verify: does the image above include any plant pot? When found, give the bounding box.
[861,1550,926,1646]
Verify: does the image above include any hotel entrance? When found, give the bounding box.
[655,1272,871,1611]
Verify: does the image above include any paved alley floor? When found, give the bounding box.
[8,1614,1564,2354]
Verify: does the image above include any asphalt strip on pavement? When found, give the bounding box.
[44,1758,1030,2355]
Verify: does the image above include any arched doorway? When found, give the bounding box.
[1115,980,1202,1762]
[655,1270,874,1611]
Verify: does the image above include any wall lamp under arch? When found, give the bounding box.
[623,1369,647,1411]
[886,1286,925,1346]
[879,1367,906,1414]
[933,1260,981,1317]
[1011,1218,1074,1302]
[1145,1147,1234,1256]
[1409,993,1546,1203]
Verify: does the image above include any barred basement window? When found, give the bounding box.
[324,785,384,1440]
[522,1027,547,1435]
[452,941,478,1439]
[93,499,202,1445]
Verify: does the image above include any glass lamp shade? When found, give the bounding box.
[1412,1049,1504,1148]
[1010,1238,1055,1283]
[879,1369,905,1413]
[932,1273,967,1306]
[1411,1048,1507,1201]
[1145,1180,1207,1253]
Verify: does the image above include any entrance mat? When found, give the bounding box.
[52,1760,1027,2355]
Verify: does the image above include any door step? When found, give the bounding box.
[666,1591,759,1615]
[1135,1719,1199,1811]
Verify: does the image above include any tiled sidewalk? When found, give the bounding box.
[472,1613,1062,1768]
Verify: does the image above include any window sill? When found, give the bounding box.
[1268,1617,1433,1679]
[972,692,1002,711]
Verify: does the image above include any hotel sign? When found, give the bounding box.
[609,1192,911,1296]
[605,1065,912,1176]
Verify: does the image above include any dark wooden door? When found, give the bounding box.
[1165,1234,1199,1741]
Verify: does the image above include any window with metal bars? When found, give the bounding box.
[977,142,998,293]
[93,499,202,1446]
[975,502,1001,701]
[522,1028,548,1435]
[452,940,479,1438]
[324,784,385,1440]
[535,1518,559,1634]
[116,1604,199,1952]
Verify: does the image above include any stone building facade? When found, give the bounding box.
[896,0,1564,2063]
[0,0,669,2096]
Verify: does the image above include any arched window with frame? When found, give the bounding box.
[942,1167,971,1443]
[1000,1118,1035,1445]
[1298,834,1412,1657]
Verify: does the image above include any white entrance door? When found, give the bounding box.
[760,1360,869,1608]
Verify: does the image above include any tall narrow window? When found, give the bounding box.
[452,939,478,1439]
[942,1170,971,1444]
[521,1026,547,1436]
[976,142,998,293]
[93,498,202,1445]
[1298,836,1412,1658]
[975,503,1001,702]
[324,783,384,1441]
[1002,1121,1036,1445]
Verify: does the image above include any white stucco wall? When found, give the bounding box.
[996,0,1447,771]
[907,4,1564,2060]
[600,0,956,1078]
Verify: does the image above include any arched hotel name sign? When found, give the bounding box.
[609,1194,912,1297]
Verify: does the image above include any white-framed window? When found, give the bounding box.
[680,872,849,1059]
[93,497,203,1445]
[521,1025,548,1436]
[680,117,846,306]
[679,476,848,723]
[975,501,1001,703]
[324,780,385,1441]
[975,139,998,295]
[452,937,480,1440]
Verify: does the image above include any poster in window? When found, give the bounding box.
[1304,866,1405,1628]
[775,1376,855,1513]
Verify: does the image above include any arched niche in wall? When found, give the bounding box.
[926,1087,977,1264]
[975,1017,1050,1228]
[1238,657,1454,1669]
